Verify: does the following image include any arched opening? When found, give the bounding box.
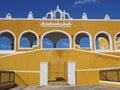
[65,14,69,19]
[0,30,15,50]
[19,30,39,49]
[55,12,61,19]
[114,32,120,50]
[47,14,51,19]
[74,31,92,50]
[95,31,112,51]
[42,30,71,49]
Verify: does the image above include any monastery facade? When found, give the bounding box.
[0,6,120,88]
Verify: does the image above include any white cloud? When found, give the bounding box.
[63,43,69,47]
[74,0,98,7]
[0,44,11,48]
[44,41,53,46]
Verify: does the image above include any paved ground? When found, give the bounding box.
[9,85,120,90]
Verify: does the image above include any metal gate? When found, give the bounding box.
[48,62,67,81]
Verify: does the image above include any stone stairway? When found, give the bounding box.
[48,80,69,86]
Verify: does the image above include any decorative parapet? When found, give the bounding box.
[28,11,33,19]
[82,12,88,20]
[44,5,72,20]
[104,14,110,20]
[6,13,12,19]
[41,22,71,27]
[41,5,72,27]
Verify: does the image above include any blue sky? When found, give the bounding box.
[0,0,120,19]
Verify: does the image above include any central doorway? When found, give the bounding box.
[48,62,68,85]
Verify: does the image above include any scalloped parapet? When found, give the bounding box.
[43,5,72,20]
[41,5,72,27]
[6,13,12,19]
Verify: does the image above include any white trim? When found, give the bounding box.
[68,62,76,85]
[74,31,92,50]
[1,48,120,59]
[41,48,72,50]
[114,32,120,51]
[76,67,120,72]
[40,62,48,86]
[74,49,120,58]
[41,30,72,49]
[100,80,120,85]
[0,50,15,54]
[94,31,113,51]
[0,52,24,58]
[0,30,16,52]
[0,70,40,73]
[18,30,39,49]
[41,23,71,27]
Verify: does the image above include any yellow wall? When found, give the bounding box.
[76,71,99,85]
[0,20,120,51]
[0,49,120,86]
[0,19,120,87]
[15,72,40,86]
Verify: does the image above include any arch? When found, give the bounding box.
[0,30,16,51]
[114,32,120,50]
[94,31,112,51]
[74,31,92,49]
[54,6,62,19]
[41,30,71,49]
[18,30,39,49]
[55,11,61,19]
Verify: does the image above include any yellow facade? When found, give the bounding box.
[0,6,120,88]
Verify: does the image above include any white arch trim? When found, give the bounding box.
[41,30,72,49]
[74,31,92,50]
[18,30,39,49]
[0,30,16,52]
[114,32,120,51]
[94,31,113,51]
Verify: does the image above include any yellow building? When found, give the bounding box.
[0,6,120,88]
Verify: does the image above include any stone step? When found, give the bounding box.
[48,80,69,86]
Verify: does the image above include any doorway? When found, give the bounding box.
[48,62,68,85]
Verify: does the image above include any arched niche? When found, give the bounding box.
[114,32,120,50]
[94,31,112,51]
